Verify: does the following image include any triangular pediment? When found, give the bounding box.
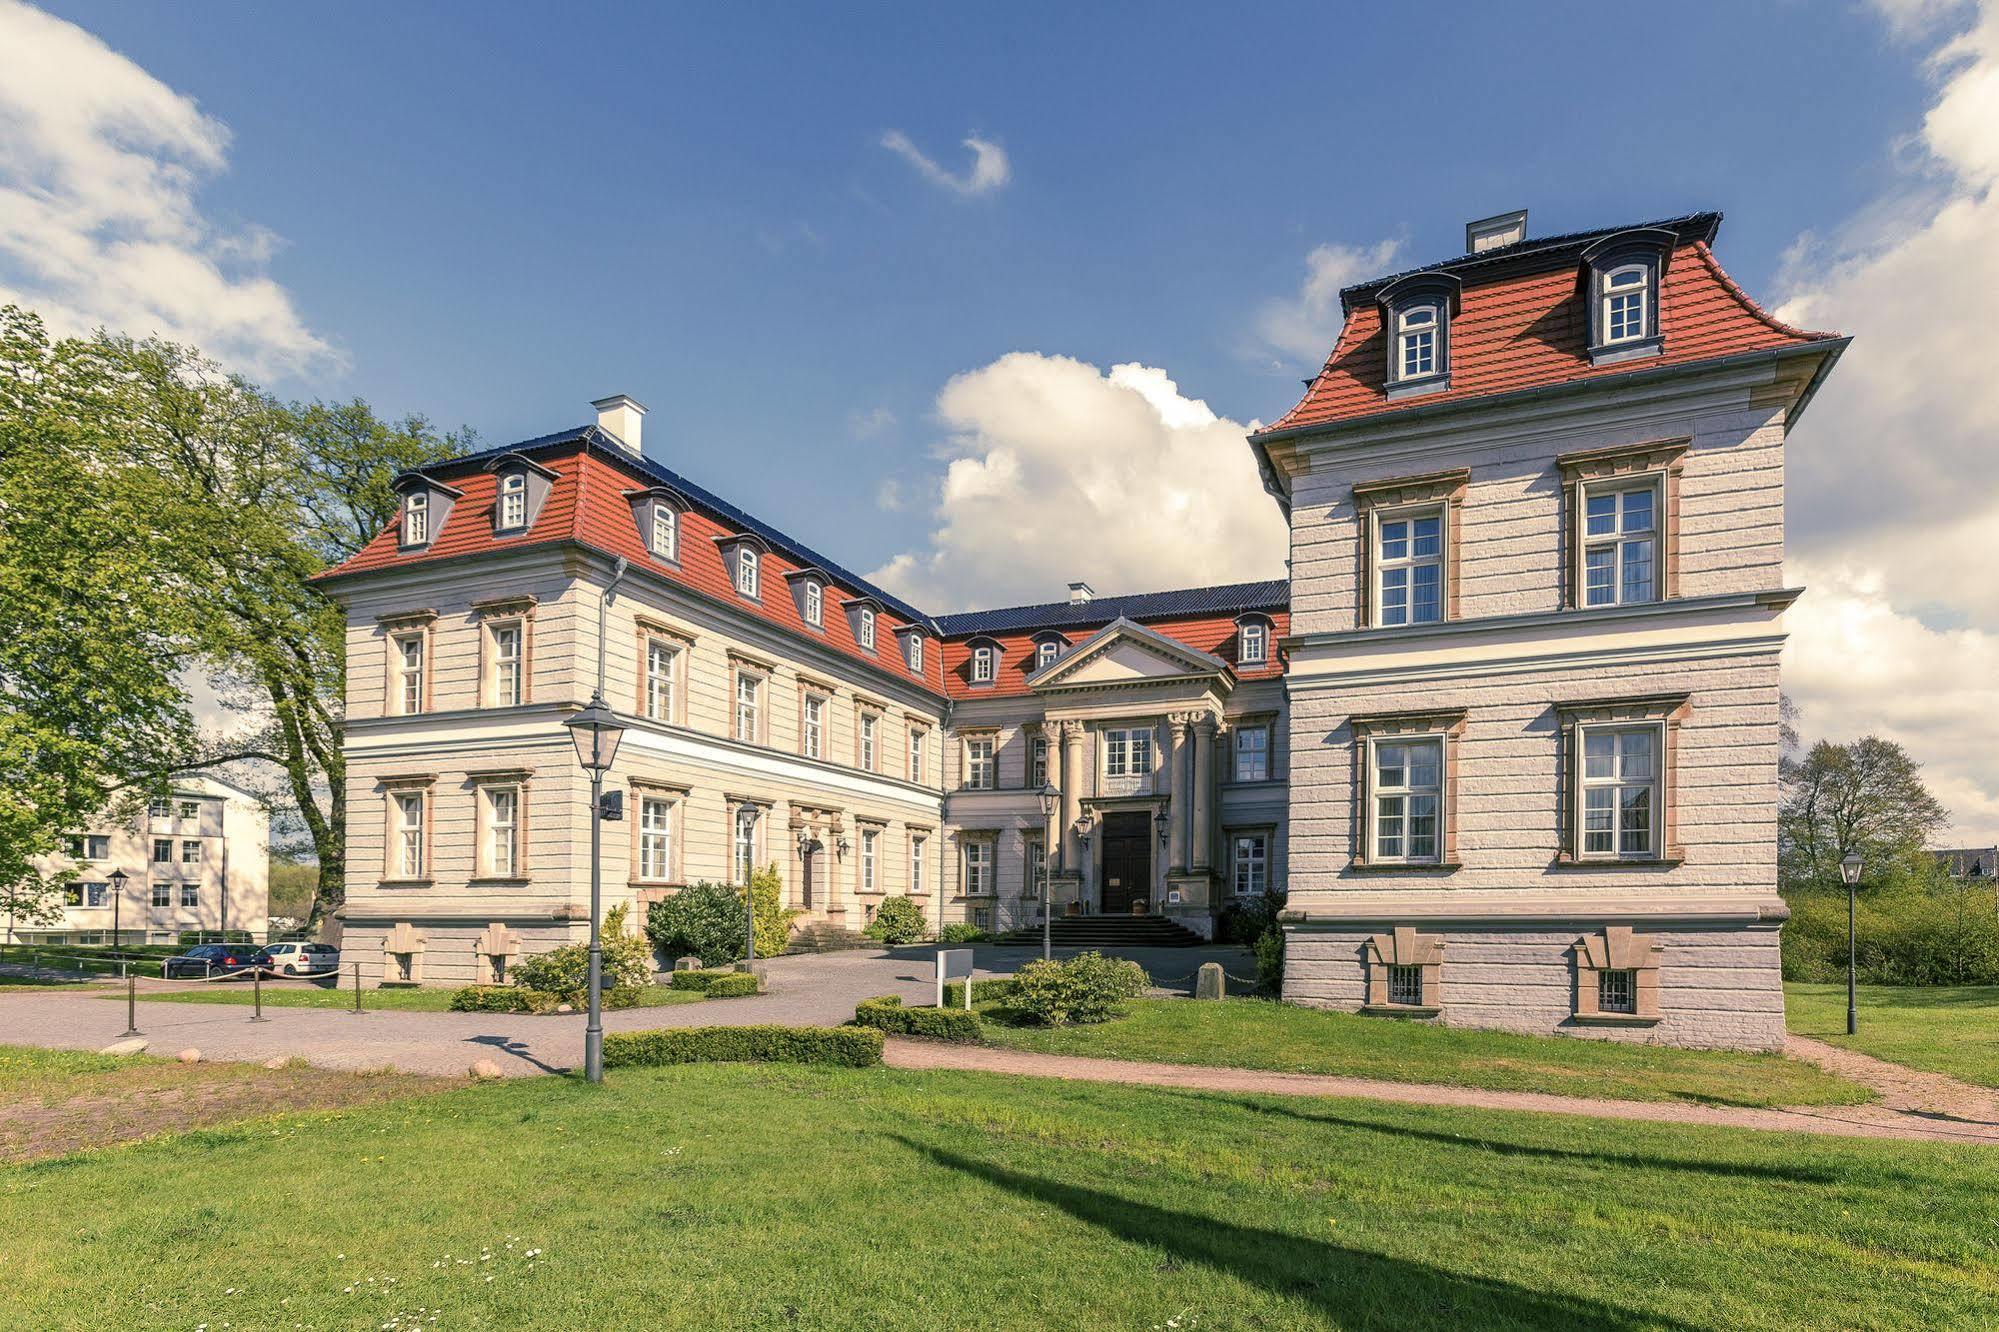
[1030,617,1231,692]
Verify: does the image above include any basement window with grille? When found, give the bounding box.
[1598,968,1637,1015]
[1387,964,1424,1008]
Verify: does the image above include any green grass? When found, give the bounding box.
[0,1044,139,1093]
[3,1056,1996,1329]
[126,983,709,1012]
[1786,982,1999,1087]
[975,998,1869,1107]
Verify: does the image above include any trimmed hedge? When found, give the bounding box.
[604,1024,883,1069]
[851,995,984,1042]
[941,977,1019,1009]
[668,968,762,996]
[449,984,642,1014]
[937,923,991,945]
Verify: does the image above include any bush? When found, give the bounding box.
[865,895,930,945]
[1217,892,1285,948]
[604,1024,882,1069]
[668,968,761,997]
[1009,952,1149,1026]
[506,903,654,1007]
[646,867,798,966]
[851,995,984,1042]
[1254,927,1286,995]
[938,923,991,944]
[941,977,1018,1008]
[449,984,643,1014]
[1783,883,1999,985]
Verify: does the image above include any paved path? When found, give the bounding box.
[882,1038,1999,1145]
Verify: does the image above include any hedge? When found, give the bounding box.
[449,984,643,1014]
[940,977,1019,1009]
[851,995,984,1042]
[604,1024,883,1069]
[668,968,762,996]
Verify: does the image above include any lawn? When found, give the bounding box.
[975,998,1868,1107]
[1786,983,1999,1087]
[2,1052,1994,1330]
[125,983,709,1012]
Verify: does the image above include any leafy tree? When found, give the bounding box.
[1780,735,1950,892]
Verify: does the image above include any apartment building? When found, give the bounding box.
[25,774,271,945]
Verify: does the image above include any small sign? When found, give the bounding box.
[936,948,975,1008]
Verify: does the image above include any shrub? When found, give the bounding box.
[865,895,930,945]
[941,977,1017,1008]
[1217,892,1285,948]
[604,1024,882,1069]
[938,923,991,944]
[851,995,984,1042]
[1254,927,1286,994]
[668,968,761,997]
[508,903,654,1006]
[449,984,643,1014]
[1009,952,1149,1026]
[646,867,798,966]
[1783,883,1999,985]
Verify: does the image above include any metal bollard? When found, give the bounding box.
[250,966,268,1023]
[349,960,365,1014]
[122,966,141,1038]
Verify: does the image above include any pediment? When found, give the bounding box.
[1030,617,1230,692]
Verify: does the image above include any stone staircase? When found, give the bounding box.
[785,921,874,954]
[994,914,1207,950]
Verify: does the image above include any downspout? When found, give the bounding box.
[596,555,630,699]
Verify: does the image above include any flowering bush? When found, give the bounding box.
[1009,952,1149,1026]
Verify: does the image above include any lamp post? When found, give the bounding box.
[1840,850,1864,1037]
[108,868,129,955]
[565,692,627,1084]
[1036,784,1059,961]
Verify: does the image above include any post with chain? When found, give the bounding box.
[121,962,141,1038]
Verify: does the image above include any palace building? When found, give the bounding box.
[317,209,1842,1049]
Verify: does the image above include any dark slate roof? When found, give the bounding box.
[1337,212,1722,312]
[934,579,1289,636]
[417,426,936,628]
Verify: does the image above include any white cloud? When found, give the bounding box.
[867,353,1287,611]
[0,1,334,379]
[1255,238,1402,365]
[848,405,897,438]
[879,130,1011,197]
[875,478,903,512]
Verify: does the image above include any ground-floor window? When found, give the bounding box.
[150,882,171,907]
[734,805,760,884]
[1231,833,1268,895]
[963,840,993,896]
[1597,968,1637,1014]
[1387,964,1424,1007]
[179,883,199,908]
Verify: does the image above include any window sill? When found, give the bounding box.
[1346,862,1461,875]
[628,879,685,891]
[468,876,532,888]
[1359,1004,1441,1019]
[1385,375,1450,401]
[377,878,433,890]
[1551,856,1684,870]
[1572,1012,1660,1027]
[1586,336,1663,367]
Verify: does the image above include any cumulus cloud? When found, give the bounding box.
[879,130,1011,197]
[0,1,334,378]
[1255,238,1402,365]
[867,353,1287,611]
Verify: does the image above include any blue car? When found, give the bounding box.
[161,943,259,979]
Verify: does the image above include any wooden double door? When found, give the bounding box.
[1099,811,1152,914]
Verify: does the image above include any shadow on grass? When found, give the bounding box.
[893,1133,1696,1331]
[1219,1098,1844,1184]
[468,1034,566,1076]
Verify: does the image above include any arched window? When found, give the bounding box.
[1601,265,1650,345]
[1239,619,1268,665]
[497,472,526,530]
[651,504,677,560]
[402,492,429,545]
[734,546,760,598]
[1035,639,1061,669]
[971,642,997,684]
[905,633,923,673]
[857,607,876,649]
[802,580,822,626]
[1396,304,1439,380]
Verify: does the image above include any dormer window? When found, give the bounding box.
[497,473,527,530]
[1238,618,1269,666]
[1376,271,1461,397]
[858,607,876,649]
[1395,304,1439,380]
[1037,641,1059,669]
[651,504,677,561]
[803,580,823,626]
[1580,228,1673,364]
[402,492,429,545]
[734,547,759,598]
[905,632,923,674]
[970,642,997,685]
[1602,266,1649,345]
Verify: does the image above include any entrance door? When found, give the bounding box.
[800,845,817,910]
[1100,812,1152,914]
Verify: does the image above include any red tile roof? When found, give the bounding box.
[1260,238,1840,437]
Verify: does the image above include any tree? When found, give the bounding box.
[1780,735,1950,892]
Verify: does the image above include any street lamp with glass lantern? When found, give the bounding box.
[1840,850,1865,1036]
[1035,783,1060,960]
[107,867,129,956]
[564,692,627,1084]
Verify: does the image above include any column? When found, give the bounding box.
[1191,715,1216,871]
[1058,721,1085,874]
[1167,713,1192,872]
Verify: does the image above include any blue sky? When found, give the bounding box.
[9,0,1999,840]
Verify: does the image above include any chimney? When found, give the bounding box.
[1465,209,1527,254]
[591,394,647,455]
[1067,581,1095,606]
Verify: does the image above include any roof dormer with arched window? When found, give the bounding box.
[1579,228,1675,365]
[389,473,462,551]
[484,452,557,536]
[1376,271,1462,399]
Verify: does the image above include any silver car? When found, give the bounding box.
[256,941,340,977]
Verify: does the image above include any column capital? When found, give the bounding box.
[1193,713,1220,737]
[1056,719,1087,743]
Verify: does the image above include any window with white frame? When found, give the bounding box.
[150,881,171,907]
[1035,639,1060,670]
[1375,509,1444,626]
[803,579,822,626]
[498,472,527,530]
[734,546,760,598]
[151,838,172,864]
[488,620,524,707]
[147,796,172,819]
[1234,725,1270,782]
[393,632,425,715]
[651,503,678,561]
[178,800,199,821]
[905,633,923,674]
[395,791,426,879]
[735,671,761,743]
[732,805,759,884]
[79,834,108,861]
[970,642,996,684]
[910,834,927,894]
[802,694,824,759]
[481,785,520,878]
[1371,738,1442,864]
[858,607,876,649]
[859,712,878,771]
[179,882,199,908]
[1580,725,1659,858]
[644,640,677,722]
[1031,736,1048,788]
[1026,837,1047,901]
[908,727,926,783]
[1239,620,1268,665]
[860,828,879,891]
[402,491,428,545]
[1232,833,1269,896]
[639,794,673,881]
[963,839,993,896]
[1601,265,1650,345]
[964,736,995,790]
[84,882,107,907]
[180,840,201,865]
[1104,727,1153,779]
[1581,480,1659,607]
[1395,303,1440,380]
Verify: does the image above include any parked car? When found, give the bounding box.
[161,943,260,979]
[253,941,340,978]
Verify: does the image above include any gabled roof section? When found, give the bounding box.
[935,579,1288,637]
[1258,212,1843,439]
[1027,617,1233,691]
